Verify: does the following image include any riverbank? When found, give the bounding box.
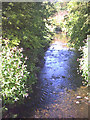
[3,33,89,119]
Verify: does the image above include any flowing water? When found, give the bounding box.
[6,33,89,118]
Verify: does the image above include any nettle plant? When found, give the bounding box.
[2,40,30,105]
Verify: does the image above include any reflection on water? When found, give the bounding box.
[40,33,81,92]
[17,33,88,118]
[28,33,88,118]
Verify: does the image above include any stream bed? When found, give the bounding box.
[6,33,89,119]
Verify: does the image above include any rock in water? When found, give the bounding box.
[76,96,82,99]
[62,76,65,78]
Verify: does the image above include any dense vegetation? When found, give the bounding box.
[79,42,88,85]
[2,2,56,109]
[63,1,89,84]
[1,1,89,114]
[2,40,30,105]
[64,1,89,49]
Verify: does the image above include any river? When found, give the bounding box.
[6,33,89,118]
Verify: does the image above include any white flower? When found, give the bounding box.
[25,56,28,60]
[19,60,22,64]
[4,71,7,75]
[14,97,19,101]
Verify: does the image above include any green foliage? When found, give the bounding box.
[64,1,89,49]
[63,1,89,85]
[54,2,67,11]
[79,42,89,85]
[1,40,30,105]
[2,2,56,48]
[2,2,56,108]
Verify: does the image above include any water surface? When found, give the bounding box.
[18,33,88,118]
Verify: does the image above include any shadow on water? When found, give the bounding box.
[7,33,88,118]
[39,33,82,91]
[17,33,85,117]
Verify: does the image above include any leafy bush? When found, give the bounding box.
[79,42,88,85]
[2,2,56,48]
[2,2,56,82]
[63,1,89,85]
[2,2,56,109]
[2,40,30,105]
[64,1,89,49]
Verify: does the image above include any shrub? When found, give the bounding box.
[1,40,30,106]
[64,1,89,49]
[2,2,56,109]
[79,42,88,85]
